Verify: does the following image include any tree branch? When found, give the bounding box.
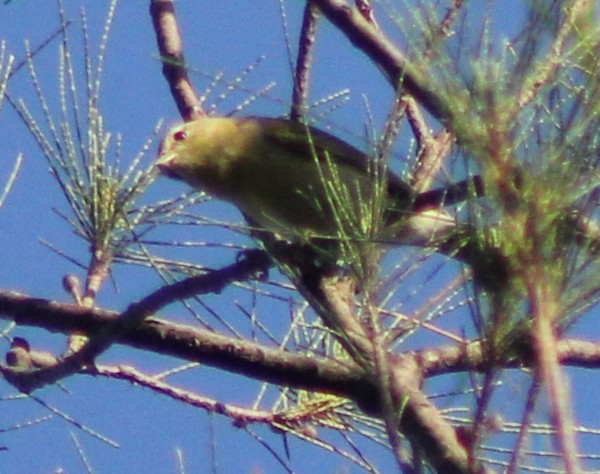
[0,251,273,392]
[6,288,600,471]
[0,289,370,396]
[0,288,473,473]
[149,0,202,120]
[290,3,320,121]
[416,338,600,377]
[308,0,464,129]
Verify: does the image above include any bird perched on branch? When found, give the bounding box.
[156,116,473,248]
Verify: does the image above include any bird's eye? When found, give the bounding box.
[173,130,187,142]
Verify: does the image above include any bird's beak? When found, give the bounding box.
[155,152,182,180]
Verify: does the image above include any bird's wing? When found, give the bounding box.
[247,117,414,203]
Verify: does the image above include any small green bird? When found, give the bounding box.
[156,116,460,246]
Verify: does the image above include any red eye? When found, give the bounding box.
[173,130,187,141]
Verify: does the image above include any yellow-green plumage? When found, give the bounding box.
[157,116,454,244]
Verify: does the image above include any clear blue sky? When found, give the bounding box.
[1,1,599,473]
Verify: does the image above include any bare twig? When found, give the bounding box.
[93,364,277,424]
[528,271,581,473]
[291,4,320,121]
[376,91,407,162]
[8,20,72,78]
[404,95,455,192]
[0,153,23,209]
[514,0,590,110]
[417,338,600,376]
[66,249,113,354]
[309,0,465,130]
[149,0,202,120]
[439,0,464,38]
[506,376,542,474]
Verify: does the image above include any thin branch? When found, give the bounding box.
[149,0,202,120]
[8,20,72,78]
[290,4,320,121]
[93,364,276,425]
[506,376,542,474]
[528,272,581,473]
[438,0,464,38]
[514,0,590,110]
[376,91,407,162]
[308,0,466,131]
[404,95,455,192]
[417,338,600,376]
[0,153,23,209]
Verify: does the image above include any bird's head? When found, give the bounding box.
[156,116,257,193]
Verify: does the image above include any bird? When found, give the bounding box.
[156,116,471,248]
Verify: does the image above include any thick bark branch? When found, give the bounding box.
[0,290,369,397]
[0,252,273,392]
[0,289,472,473]
[6,289,600,472]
